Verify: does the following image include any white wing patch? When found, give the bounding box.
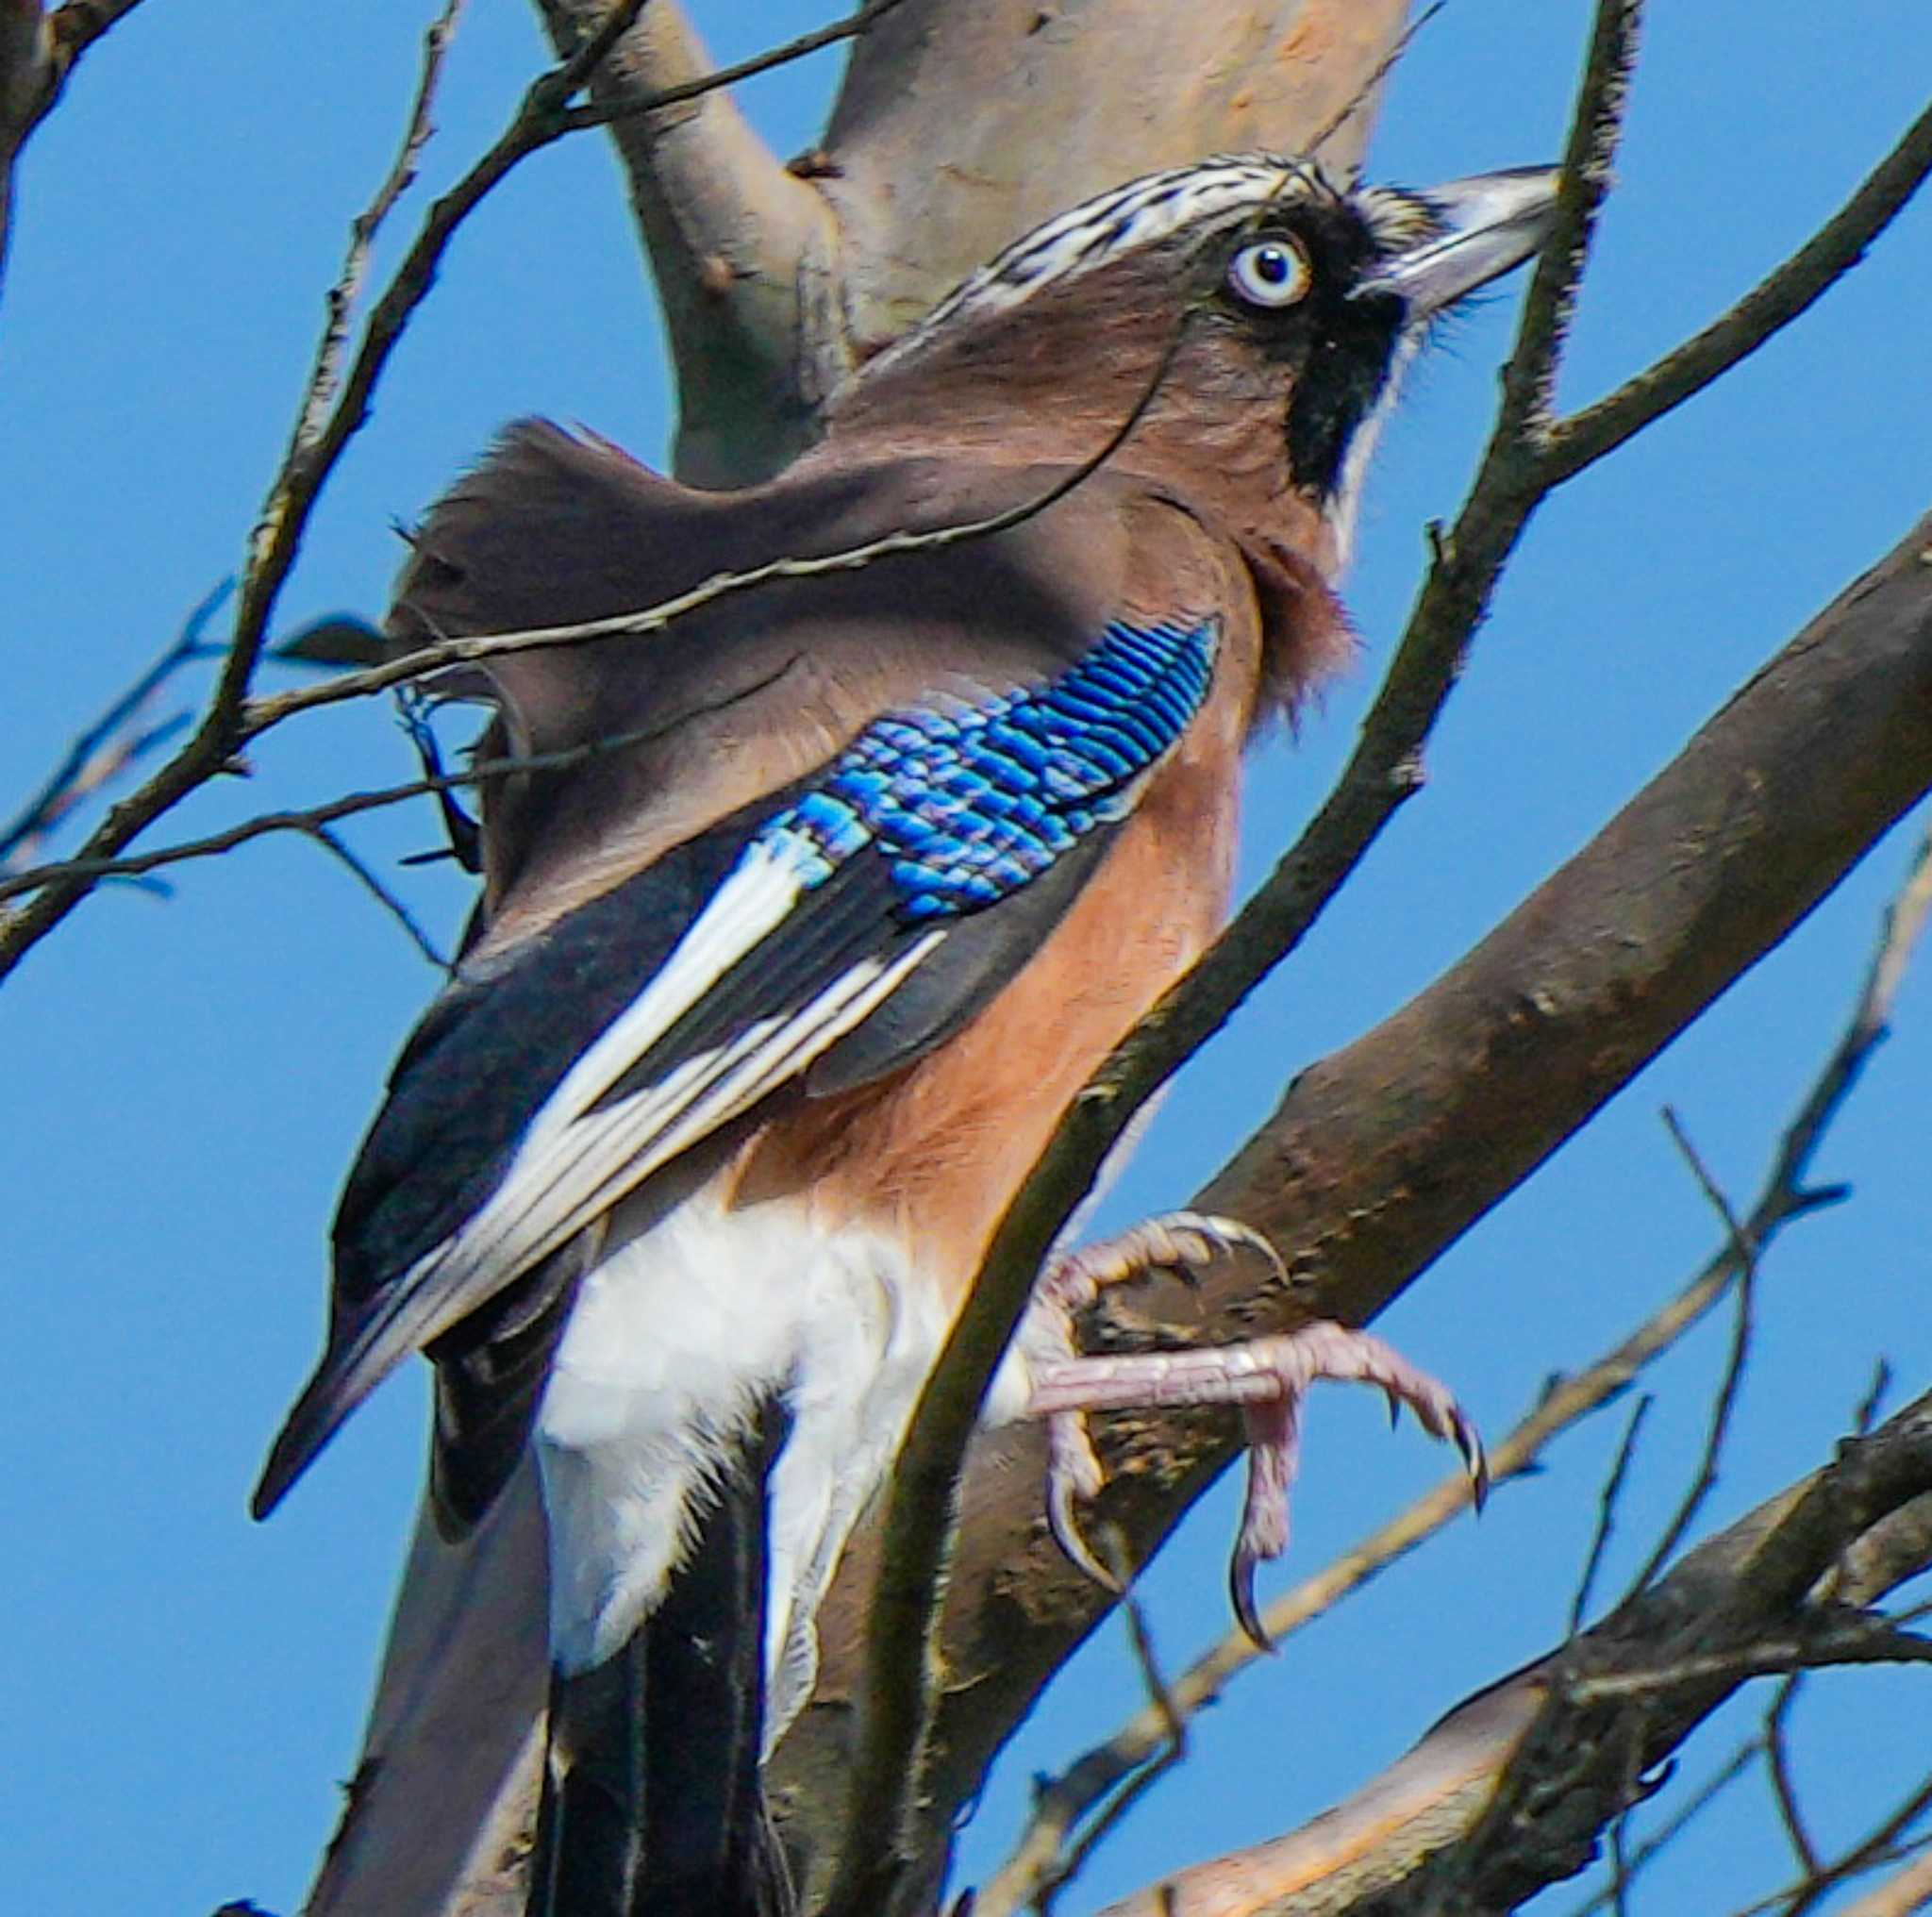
[388,841,942,1355]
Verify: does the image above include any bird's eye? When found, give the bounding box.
[1226,235,1311,309]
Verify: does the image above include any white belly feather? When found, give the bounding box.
[536,1175,956,1744]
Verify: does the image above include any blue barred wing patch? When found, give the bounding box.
[760,617,1219,920]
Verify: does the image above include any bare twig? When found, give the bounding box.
[1764,1675,1820,1876]
[1304,0,1449,169]
[284,0,467,462]
[0,654,805,904]
[1422,1392,1932,1916]
[559,0,909,132]
[1543,92,1932,485]
[242,318,1190,728]
[1567,1619,1932,1701]
[1,0,881,980]
[1072,1391,1932,1917]
[1607,1810,1633,1917]
[1571,1394,1653,1634]
[221,0,649,719]
[1036,1577,1190,1915]
[0,204,1186,942]
[1559,1738,1762,1917]
[0,579,229,872]
[1857,1359,1896,1437]
[1836,1842,1932,1917]
[302,824,449,971]
[1741,1776,1932,1917]
[1620,1109,1762,1597]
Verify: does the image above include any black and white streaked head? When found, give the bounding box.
[840,156,1559,568]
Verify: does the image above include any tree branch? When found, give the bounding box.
[530,0,855,484]
[973,823,1931,1915]
[1081,1388,1932,1914]
[1542,90,1932,485]
[1836,1843,1932,1917]
[302,824,451,971]
[824,34,1932,1908]
[774,490,1932,1907]
[0,578,226,873]
[0,0,148,299]
[0,2,660,984]
[243,9,1932,1912]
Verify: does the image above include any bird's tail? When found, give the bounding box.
[525,1398,796,1917]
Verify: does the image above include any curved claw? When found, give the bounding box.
[1042,1210,1289,1313]
[1456,1410,1490,1510]
[1228,1544,1275,1654]
[1159,1211,1289,1288]
[1044,1411,1119,1591]
[1048,1474,1121,1593]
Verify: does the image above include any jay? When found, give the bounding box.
[254,156,1557,1917]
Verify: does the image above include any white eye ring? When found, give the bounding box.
[1226,235,1310,309]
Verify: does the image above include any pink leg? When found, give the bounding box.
[1024,1215,1485,1645]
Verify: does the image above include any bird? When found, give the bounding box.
[253,154,1557,1917]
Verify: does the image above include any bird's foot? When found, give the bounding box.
[1024,1215,1484,1645]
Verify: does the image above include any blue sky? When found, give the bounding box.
[3,4,1929,1913]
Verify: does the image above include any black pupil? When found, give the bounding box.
[1253,246,1291,284]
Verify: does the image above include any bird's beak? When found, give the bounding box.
[1352,166,1562,314]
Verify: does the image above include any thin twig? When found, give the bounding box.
[1857,1359,1897,1438]
[1034,1575,1189,1914]
[1542,93,1932,485]
[284,0,467,462]
[1835,1842,1932,1917]
[1571,1394,1653,1633]
[560,0,910,132]
[237,329,1192,730]
[1764,1675,1820,1876]
[1558,1737,1762,1917]
[302,825,450,971]
[0,0,675,980]
[1,192,1186,928]
[224,0,650,716]
[1607,1809,1633,1917]
[1620,1109,1761,1597]
[0,656,806,905]
[1305,0,1448,170]
[0,579,230,872]
[1567,1622,1932,1703]
[1735,1776,1932,1917]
